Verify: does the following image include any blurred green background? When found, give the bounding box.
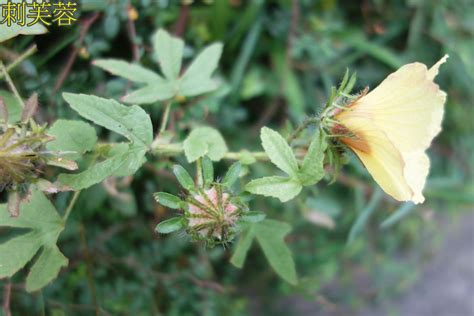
[1,0,473,315]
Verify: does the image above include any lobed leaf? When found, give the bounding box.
[62,93,153,147]
[0,191,68,292]
[122,82,175,104]
[93,59,164,84]
[58,144,147,190]
[152,29,184,80]
[179,43,223,97]
[230,219,298,285]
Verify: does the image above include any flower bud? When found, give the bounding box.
[186,185,242,245]
[0,127,45,190]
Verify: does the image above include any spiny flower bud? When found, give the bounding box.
[186,185,241,244]
[155,161,265,247]
[0,126,48,191]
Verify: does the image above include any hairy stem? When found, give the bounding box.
[0,61,25,108]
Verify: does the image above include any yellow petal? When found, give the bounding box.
[337,116,413,202]
[403,151,430,204]
[427,54,449,80]
[340,56,448,152]
[334,56,448,203]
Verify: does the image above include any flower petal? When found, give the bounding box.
[343,57,447,152]
[403,151,430,204]
[334,56,448,203]
[337,116,413,202]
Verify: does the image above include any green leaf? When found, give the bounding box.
[183,127,228,162]
[122,82,175,104]
[58,144,146,190]
[93,59,164,84]
[156,217,185,234]
[260,127,298,176]
[245,176,302,202]
[201,156,214,186]
[173,165,195,191]
[62,93,153,147]
[0,90,21,123]
[222,162,241,187]
[152,29,184,80]
[0,191,67,292]
[47,120,97,160]
[298,133,327,186]
[179,43,223,97]
[230,219,297,285]
[230,223,254,268]
[0,0,47,43]
[154,192,182,209]
[255,220,298,285]
[347,188,384,245]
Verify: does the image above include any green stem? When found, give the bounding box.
[63,191,81,222]
[0,61,25,108]
[159,101,172,134]
[0,45,37,80]
[287,117,320,143]
[151,142,270,164]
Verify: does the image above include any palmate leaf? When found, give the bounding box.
[231,219,298,285]
[0,191,67,292]
[152,29,185,80]
[62,93,153,146]
[0,0,47,43]
[247,128,327,202]
[93,29,223,104]
[92,59,165,84]
[58,94,153,190]
[179,43,223,97]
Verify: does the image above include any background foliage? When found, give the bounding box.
[1,0,473,315]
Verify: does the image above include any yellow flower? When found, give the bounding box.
[331,55,448,204]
